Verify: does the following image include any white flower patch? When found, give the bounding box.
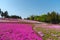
[38,32,44,37]
[51,33,58,37]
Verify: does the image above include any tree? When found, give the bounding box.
[0,9,3,17]
[29,15,34,20]
[1,11,4,18]
[56,13,59,23]
[4,11,9,18]
[1,11,9,18]
[0,9,1,14]
[26,11,60,24]
[39,14,47,22]
[10,15,22,19]
[34,16,39,21]
[50,11,57,24]
[26,17,30,20]
[46,12,51,23]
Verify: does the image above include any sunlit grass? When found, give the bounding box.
[33,27,60,40]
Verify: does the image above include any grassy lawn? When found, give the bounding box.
[33,27,60,40]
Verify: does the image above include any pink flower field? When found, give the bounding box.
[34,23,60,30]
[0,22,42,40]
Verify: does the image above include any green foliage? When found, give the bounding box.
[0,8,60,24]
[34,27,60,40]
[0,9,22,19]
[26,11,60,24]
[10,15,22,19]
[34,16,40,21]
[29,15,34,20]
[40,14,47,22]
[1,11,9,18]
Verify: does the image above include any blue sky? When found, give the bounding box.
[0,0,60,18]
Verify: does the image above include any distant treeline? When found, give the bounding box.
[25,11,60,24]
[0,9,22,19]
[0,9,60,24]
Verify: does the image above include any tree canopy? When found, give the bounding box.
[0,9,22,19]
[0,9,60,24]
[26,11,60,24]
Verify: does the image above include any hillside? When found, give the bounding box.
[0,18,42,40]
[0,18,60,40]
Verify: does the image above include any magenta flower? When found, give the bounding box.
[0,23,42,40]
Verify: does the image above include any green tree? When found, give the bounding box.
[39,14,47,22]
[50,11,57,24]
[56,13,59,23]
[4,11,9,18]
[34,16,40,21]
[46,12,51,23]
[26,11,60,24]
[26,17,30,20]
[29,15,34,20]
[10,15,22,19]
[1,11,4,18]
[0,9,1,14]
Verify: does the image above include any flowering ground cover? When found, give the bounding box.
[33,23,60,40]
[0,18,60,40]
[0,22,42,40]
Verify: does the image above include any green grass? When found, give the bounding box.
[33,27,60,40]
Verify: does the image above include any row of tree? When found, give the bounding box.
[0,9,60,24]
[0,9,22,19]
[26,11,60,24]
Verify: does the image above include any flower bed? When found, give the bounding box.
[0,22,42,40]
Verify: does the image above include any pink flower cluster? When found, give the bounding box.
[0,23,42,40]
